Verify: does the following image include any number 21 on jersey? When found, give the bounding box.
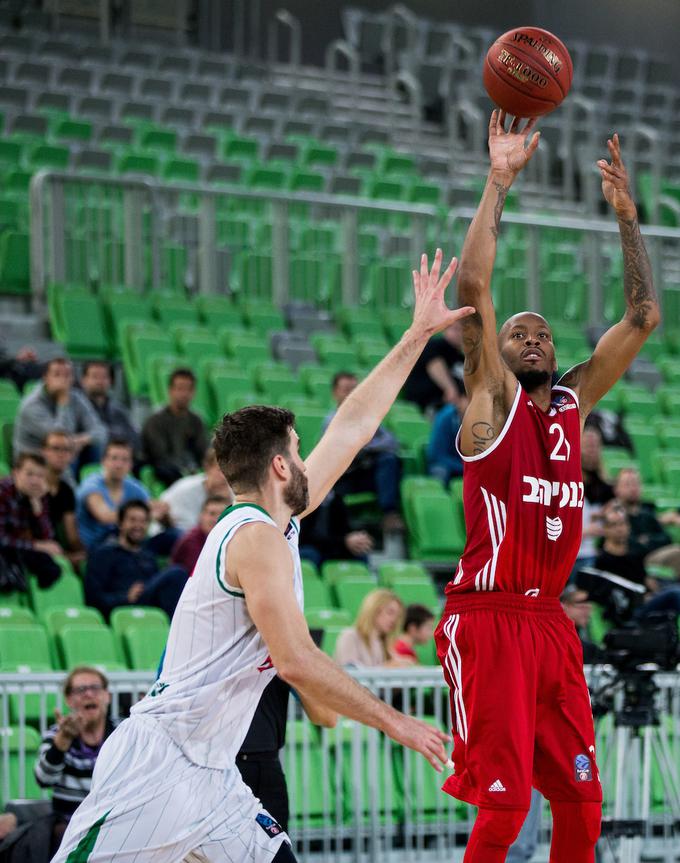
[549,423,571,462]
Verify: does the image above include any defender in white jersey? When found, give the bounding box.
[53,252,474,863]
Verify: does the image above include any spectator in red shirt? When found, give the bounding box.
[0,452,62,590]
[393,604,435,663]
[171,495,231,573]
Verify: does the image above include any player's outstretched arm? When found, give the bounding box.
[559,134,660,417]
[301,251,474,515]
[229,523,451,771]
[457,111,539,456]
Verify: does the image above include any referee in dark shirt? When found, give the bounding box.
[237,676,337,832]
[34,667,116,852]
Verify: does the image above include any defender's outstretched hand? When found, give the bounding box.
[597,133,636,220]
[488,110,540,179]
[411,249,475,338]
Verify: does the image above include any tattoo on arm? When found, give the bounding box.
[461,313,483,376]
[490,182,510,239]
[471,421,496,455]
[619,216,657,330]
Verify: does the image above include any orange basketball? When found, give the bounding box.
[483,26,573,117]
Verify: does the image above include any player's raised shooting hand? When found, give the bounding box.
[598,133,636,220]
[410,248,475,340]
[386,712,452,772]
[488,110,540,180]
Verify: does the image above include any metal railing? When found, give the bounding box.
[2,668,680,861]
[30,171,680,327]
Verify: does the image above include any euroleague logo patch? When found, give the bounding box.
[256,812,284,838]
[574,753,593,782]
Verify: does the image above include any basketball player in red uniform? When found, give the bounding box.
[435,110,660,862]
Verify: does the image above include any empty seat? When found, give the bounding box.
[141,78,174,101]
[59,67,94,90]
[99,72,135,98]
[58,625,125,671]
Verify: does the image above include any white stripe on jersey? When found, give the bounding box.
[475,487,507,591]
[131,504,303,770]
[443,614,467,742]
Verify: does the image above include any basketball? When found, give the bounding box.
[483,26,573,117]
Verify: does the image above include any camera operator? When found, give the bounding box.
[595,503,680,620]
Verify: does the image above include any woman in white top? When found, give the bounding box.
[335,589,409,667]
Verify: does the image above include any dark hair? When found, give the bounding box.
[331,370,358,390]
[104,437,133,457]
[403,604,435,631]
[13,451,47,470]
[202,495,230,510]
[82,360,111,377]
[44,357,71,375]
[213,405,295,492]
[42,428,71,447]
[168,367,196,387]
[64,665,108,696]
[118,498,150,524]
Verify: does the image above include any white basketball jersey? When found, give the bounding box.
[131,503,303,769]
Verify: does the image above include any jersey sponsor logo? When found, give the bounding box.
[256,812,284,837]
[525,588,540,597]
[522,476,584,509]
[148,681,169,698]
[546,515,563,541]
[488,779,507,792]
[574,753,593,782]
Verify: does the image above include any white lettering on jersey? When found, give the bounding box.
[522,476,584,508]
[525,588,540,597]
[546,516,563,541]
[548,423,571,461]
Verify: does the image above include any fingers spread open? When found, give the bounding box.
[420,252,428,281]
[429,248,443,285]
[438,255,458,290]
[489,109,498,135]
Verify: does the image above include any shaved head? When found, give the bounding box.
[498,311,551,344]
[498,311,557,393]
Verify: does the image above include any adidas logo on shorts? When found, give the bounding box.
[488,779,507,792]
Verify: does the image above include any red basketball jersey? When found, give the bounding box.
[445,383,584,598]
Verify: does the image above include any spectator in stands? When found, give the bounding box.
[142,368,208,486]
[335,589,411,667]
[560,586,601,663]
[614,467,680,575]
[171,495,230,573]
[79,361,140,453]
[161,447,233,532]
[595,502,680,619]
[323,372,403,532]
[581,426,614,505]
[84,500,187,620]
[42,430,85,567]
[0,340,42,391]
[426,379,468,485]
[402,322,464,413]
[76,438,172,551]
[12,357,106,466]
[0,452,61,591]
[299,488,374,568]
[393,605,435,663]
[34,666,116,854]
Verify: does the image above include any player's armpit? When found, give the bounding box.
[457,380,516,458]
[559,316,658,418]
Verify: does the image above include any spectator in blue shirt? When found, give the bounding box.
[76,439,172,551]
[426,382,468,485]
[84,500,187,620]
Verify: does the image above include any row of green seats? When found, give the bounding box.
[400,476,466,562]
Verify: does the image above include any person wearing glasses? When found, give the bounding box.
[34,667,116,854]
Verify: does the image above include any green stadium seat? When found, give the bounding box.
[54,292,110,359]
[0,624,52,669]
[0,140,23,169]
[288,169,324,193]
[121,327,173,397]
[320,625,344,657]
[391,577,440,612]
[322,560,374,586]
[241,305,285,336]
[43,606,105,639]
[310,335,357,371]
[600,447,636,481]
[195,295,245,329]
[102,291,154,350]
[122,622,169,670]
[655,384,680,418]
[334,578,377,618]
[285,720,335,828]
[302,578,334,610]
[146,354,182,408]
[620,387,658,417]
[28,574,85,621]
[0,725,43,802]
[336,719,401,823]
[381,308,412,342]
[230,252,273,301]
[53,117,93,142]
[626,425,658,483]
[658,357,680,385]
[140,128,177,154]
[57,624,125,671]
[152,295,200,329]
[223,134,260,163]
[292,407,327,458]
[377,561,431,586]
[207,369,256,420]
[302,144,338,169]
[407,181,441,206]
[298,365,332,406]
[110,606,169,640]
[28,143,70,170]
[0,392,20,422]
[305,608,352,628]
[117,152,160,176]
[385,413,431,452]
[0,607,35,624]
[393,718,447,821]
[0,231,30,294]
[163,158,200,183]
[366,260,412,308]
[221,331,272,363]
[406,492,466,561]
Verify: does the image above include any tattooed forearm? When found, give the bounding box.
[490,182,509,239]
[618,216,658,330]
[471,421,496,455]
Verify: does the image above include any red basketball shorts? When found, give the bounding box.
[434,592,602,810]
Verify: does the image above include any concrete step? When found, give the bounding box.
[1,313,49,343]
